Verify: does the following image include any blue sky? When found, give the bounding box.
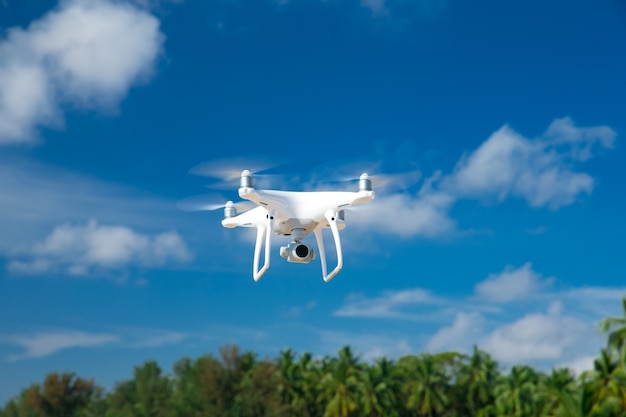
[1,0,625,403]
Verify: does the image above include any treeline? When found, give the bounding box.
[2,298,626,417]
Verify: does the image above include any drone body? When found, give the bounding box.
[222,170,375,282]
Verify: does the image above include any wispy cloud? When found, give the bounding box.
[0,157,195,264]
[1,330,119,361]
[334,288,447,319]
[0,327,193,361]
[357,0,447,19]
[126,329,189,348]
[318,330,413,360]
[8,220,192,276]
[0,0,164,144]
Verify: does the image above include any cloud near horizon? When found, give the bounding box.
[333,263,626,371]
[1,330,119,361]
[0,327,191,361]
[0,0,164,144]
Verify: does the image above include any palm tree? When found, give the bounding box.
[237,359,287,417]
[318,346,363,417]
[399,353,450,417]
[359,358,401,417]
[599,297,626,364]
[581,348,626,416]
[493,365,538,417]
[456,346,498,416]
[106,361,172,417]
[536,367,577,417]
[277,349,299,410]
[295,351,323,417]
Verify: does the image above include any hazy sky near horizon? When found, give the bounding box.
[0,0,625,403]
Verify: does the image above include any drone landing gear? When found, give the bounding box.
[252,214,272,281]
[251,212,343,283]
[314,211,343,282]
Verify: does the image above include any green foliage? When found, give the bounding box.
[4,299,626,417]
[0,373,95,417]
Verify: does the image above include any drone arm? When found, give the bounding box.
[252,215,272,281]
[315,211,343,282]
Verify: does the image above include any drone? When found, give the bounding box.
[219,169,375,282]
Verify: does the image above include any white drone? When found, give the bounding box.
[220,169,375,282]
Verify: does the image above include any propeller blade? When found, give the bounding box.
[189,156,292,190]
[307,157,422,193]
[177,194,256,213]
[368,169,422,193]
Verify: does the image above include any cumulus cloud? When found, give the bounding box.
[2,330,119,361]
[421,299,603,368]
[559,355,597,375]
[348,118,614,238]
[7,220,192,276]
[350,188,456,237]
[447,122,610,209]
[481,304,592,363]
[426,311,484,353]
[334,264,622,369]
[0,0,164,144]
[474,262,554,303]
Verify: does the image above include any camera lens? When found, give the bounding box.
[295,244,309,258]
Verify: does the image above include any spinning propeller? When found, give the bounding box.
[176,194,256,216]
[189,156,292,190]
[180,156,422,282]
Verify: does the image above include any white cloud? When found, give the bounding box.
[350,189,456,238]
[333,263,621,369]
[345,118,613,238]
[0,157,196,258]
[447,122,608,209]
[0,326,192,361]
[481,306,592,363]
[128,330,188,348]
[474,262,554,303]
[8,220,192,276]
[426,311,484,353]
[562,287,626,317]
[559,354,597,375]
[361,0,387,15]
[2,330,119,361]
[0,0,164,144]
[287,301,317,317]
[544,117,616,161]
[334,288,446,319]
[319,330,413,360]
